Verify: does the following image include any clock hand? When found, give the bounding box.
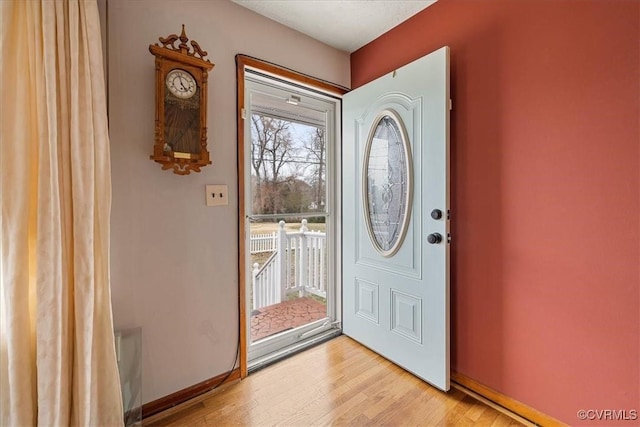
[178,75,188,91]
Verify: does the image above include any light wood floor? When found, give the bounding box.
[147,336,525,426]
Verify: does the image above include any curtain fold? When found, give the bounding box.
[1,0,124,425]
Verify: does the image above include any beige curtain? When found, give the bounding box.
[0,0,124,425]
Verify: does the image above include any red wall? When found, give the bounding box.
[351,0,639,424]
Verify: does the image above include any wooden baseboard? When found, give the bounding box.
[451,372,567,426]
[141,368,241,421]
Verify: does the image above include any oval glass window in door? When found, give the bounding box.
[363,110,413,257]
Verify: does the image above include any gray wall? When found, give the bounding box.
[104,0,349,404]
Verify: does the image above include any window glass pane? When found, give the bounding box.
[249,216,328,343]
[250,114,327,215]
[365,114,411,255]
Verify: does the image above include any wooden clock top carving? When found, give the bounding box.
[151,24,213,65]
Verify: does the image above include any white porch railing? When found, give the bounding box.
[251,220,327,310]
[250,232,277,254]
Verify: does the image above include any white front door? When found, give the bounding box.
[342,47,450,391]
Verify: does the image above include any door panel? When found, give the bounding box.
[342,46,450,391]
[354,94,422,279]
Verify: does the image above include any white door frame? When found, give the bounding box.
[236,56,347,377]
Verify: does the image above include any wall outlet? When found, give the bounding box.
[206,185,229,207]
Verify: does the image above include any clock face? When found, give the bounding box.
[165,69,197,99]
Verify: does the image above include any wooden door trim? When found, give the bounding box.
[236,55,347,378]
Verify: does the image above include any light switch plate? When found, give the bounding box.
[206,185,228,207]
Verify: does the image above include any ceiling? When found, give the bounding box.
[231,0,437,53]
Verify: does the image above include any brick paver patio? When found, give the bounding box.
[251,297,327,341]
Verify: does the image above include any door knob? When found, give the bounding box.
[427,233,442,244]
[430,209,442,220]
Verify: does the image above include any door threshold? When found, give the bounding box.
[248,329,342,374]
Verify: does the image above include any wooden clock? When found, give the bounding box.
[149,25,214,175]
